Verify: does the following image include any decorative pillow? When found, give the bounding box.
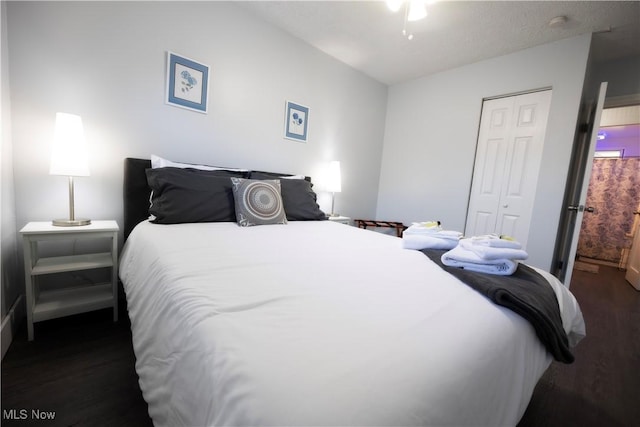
[231,178,287,227]
[146,167,247,224]
[249,170,306,181]
[151,154,249,173]
[250,172,326,221]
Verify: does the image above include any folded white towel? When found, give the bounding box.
[469,234,522,249]
[402,234,459,250]
[405,221,442,234]
[441,245,517,276]
[404,229,462,241]
[433,230,464,240]
[459,238,528,260]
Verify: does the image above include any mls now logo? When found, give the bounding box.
[3,409,56,420]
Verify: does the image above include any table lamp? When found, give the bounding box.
[326,160,341,217]
[50,112,91,226]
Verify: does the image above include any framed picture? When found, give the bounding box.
[166,51,209,113]
[284,101,310,142]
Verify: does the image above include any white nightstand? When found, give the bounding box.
[328,215,351,225]
[20,220,119,341]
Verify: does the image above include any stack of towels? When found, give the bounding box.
[441,234,528,276]
[402,221,463,250]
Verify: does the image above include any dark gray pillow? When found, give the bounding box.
[250,172,326,221]
[230,178,287,227]
[146,167,248,224]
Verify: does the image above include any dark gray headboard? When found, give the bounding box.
[122,157,312,239]
[123,158,153,239]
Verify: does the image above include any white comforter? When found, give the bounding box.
[120,220,585,427]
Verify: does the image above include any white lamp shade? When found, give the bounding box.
[50,112,90,176]
[326,160,342,193]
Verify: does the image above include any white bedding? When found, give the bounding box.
[120,220,585,427]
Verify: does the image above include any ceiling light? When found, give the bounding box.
[386,0,404,13]
[407,1,427,22]
[594,150,623,158]
[387,1,430,40]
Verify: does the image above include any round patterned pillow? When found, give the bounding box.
[231,178,287,226]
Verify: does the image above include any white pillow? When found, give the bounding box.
[150,154,249,172]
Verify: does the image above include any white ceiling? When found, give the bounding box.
[239,0,640,86]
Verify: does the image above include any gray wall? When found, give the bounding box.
[377,35,592,270]
[1,0,20,347]
[6,1,388,242]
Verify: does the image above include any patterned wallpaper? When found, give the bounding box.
[577,158,640,263]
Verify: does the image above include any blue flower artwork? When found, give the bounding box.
[292,112,304,126]
[180,70,197,93]
[166,52,209,114]
[284,101,310,142]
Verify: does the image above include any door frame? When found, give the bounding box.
[553,89,640,286]
[552,82,608,286]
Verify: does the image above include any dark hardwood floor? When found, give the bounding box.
[2,266,639,426]
[518,265,640,427]
[1,303,152,427]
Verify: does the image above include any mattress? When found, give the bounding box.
[120,220,585,426]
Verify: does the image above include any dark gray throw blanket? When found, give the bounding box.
[420,249,574,363]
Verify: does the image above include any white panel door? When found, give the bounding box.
[465,98,511,237]
[466,90,552,248]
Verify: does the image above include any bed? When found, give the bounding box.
[119,157,585,427]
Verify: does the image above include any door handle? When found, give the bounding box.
[567,205,594,213]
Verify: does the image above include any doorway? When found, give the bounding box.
[573,105,640,278]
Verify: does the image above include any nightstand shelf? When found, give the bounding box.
[33,283,113,322]
[31,252,113,275]
[20,220,119,341]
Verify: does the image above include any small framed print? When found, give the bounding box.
[166,51,209,113]
[284,101,309,142]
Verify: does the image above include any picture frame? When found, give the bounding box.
[284,101,310,142]
[166,51,210,114]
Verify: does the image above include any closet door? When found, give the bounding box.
[465,90,552,248]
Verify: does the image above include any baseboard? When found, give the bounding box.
[1,294,25,360]
[577,256,621,269]
[574,261,600,273]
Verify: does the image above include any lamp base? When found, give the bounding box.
[52,218,91,227]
